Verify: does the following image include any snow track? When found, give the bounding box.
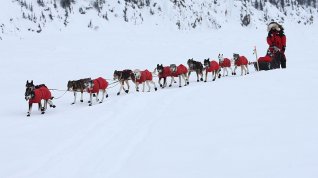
[0,24,318,178]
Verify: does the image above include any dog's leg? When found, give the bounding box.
[95,91,99,102]
[196,71,200,82]
[89,93,93,106]
[100,90,105,103]
[188,71,191,83]
[204,71,208,82]
[169,77,174,87]
[72,92,77,104]
[178,75,182,87]
[151,80,157,91]
[158,77,162,88]
[117,81,124,95]
[142,82,146,92]
[212,71,216,81]
[136,82,140,92]
[162,78,166,88]
[48,99,56,108]
[41,100,46,114]
[125,80,130,93]
[80,91,84,102]
[27,103,32,117]
[233,66,237,75]
[182,74,187,86]
[105,89,108,98]
[246,65,249,74]
[146,81,151,92]
[184,73,189,85]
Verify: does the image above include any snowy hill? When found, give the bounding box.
[0,0,317,39]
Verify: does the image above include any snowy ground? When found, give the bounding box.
[0,23,318,178]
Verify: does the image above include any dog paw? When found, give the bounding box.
[41,111,45,115]
[99,102,103,104]
[204,80,207,82]
[213,79,216,81]
[106,94,109,98]
[89,104,92,106]
[200,78,203,81]
[71,102,75,105]
[117,92,120,96]
[88,101,91,103]
[160,84,163,87]
[169,85,172,87]
[179,86,182,88]
[174,81,177,83]
[51,105,56,108]
[155,88,157,91]
[187,82,189,85]
[125,90,129,93]
[197,80,199,82]
[80,100,83,102]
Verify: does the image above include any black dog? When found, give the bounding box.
[113,70,135,95]
[187,58,203,82]
[67,78,91,104]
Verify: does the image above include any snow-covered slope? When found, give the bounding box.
[0,0,317,39]
[0,20,318,178]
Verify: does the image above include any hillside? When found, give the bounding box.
[0,0,317,39]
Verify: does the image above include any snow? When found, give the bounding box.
[1,12,318,178]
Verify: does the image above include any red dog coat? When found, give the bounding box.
[29,86,52,104]
[206,60,220,72]
[87,77,108,94]
[172,64,188,77]
[159,67,172,78]
[136,70,153,83]
[219,58,231,68]
[235,56,248,66]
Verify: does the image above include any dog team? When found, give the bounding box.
[24,53,250,117]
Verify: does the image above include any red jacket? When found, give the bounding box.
[235,56,248,66]
[29,86,52,104]
[136,70,153,83]
[172,64,188,77]
[267,30,286,52]
[159,67,172,78]
[87,77,108,93]
[219,58,231,68]
[206,60,220,72]
[258,56,272,63]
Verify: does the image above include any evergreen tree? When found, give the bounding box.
[255,0,259,9]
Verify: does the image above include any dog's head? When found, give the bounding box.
[156,64,164,73]
[203,58,210,67]
[187,58,194,68]
[133,69,142,79]
[170,64,177,73]
[67,80,75,91]
[113,70,121,80]
[233,53,239,61]
[87,79,94,90]
[26,80,34,89]
[24,87,34,101]
[218,54,224,62]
